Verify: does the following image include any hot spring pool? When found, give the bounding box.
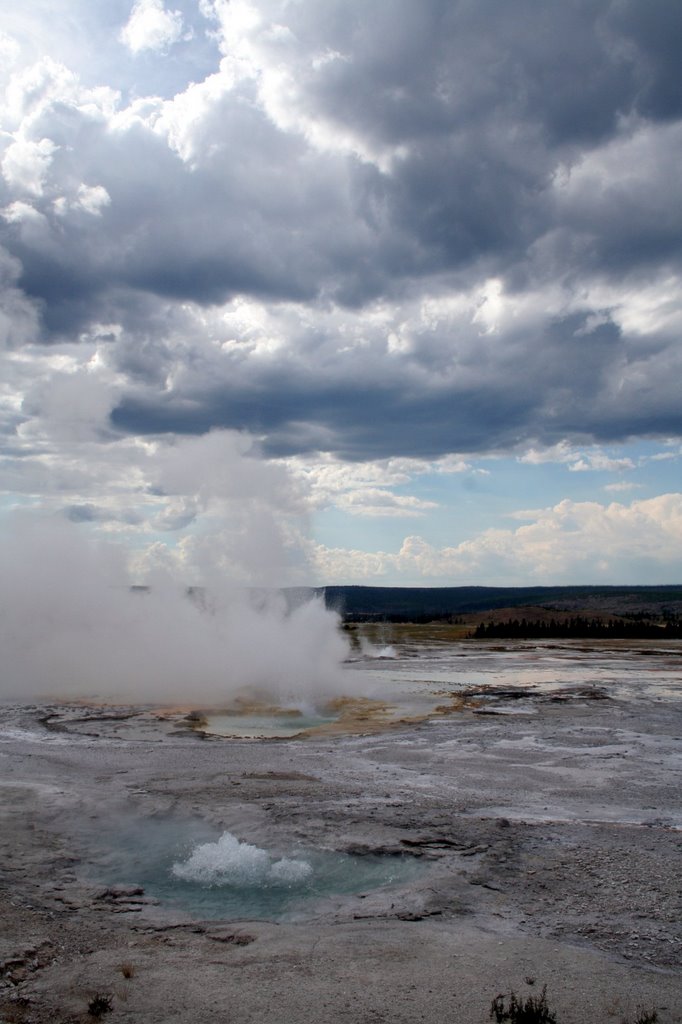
[90,819,420,920]
[202,710,339,739]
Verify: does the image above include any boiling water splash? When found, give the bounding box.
[89,817,421,920]
[172,831,313,887]
[361,641,397,659]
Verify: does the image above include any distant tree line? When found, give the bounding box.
[620,609,681,623]
[473,616,682,640]
[343,612,464,624]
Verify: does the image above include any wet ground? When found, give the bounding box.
[1,635,681,1023]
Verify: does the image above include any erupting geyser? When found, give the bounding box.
[0,516,350,704]
[171,831,313,886]
[92,818,421,922]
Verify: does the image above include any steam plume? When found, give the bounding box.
[0,514,348,703]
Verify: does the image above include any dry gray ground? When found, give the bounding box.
[1,643,681,1024]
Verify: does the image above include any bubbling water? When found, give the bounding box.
[88,816,422,920]
[172,831,312,887]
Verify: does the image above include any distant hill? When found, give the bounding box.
[296,584,682,622]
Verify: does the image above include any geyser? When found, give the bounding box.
[171,831,313,886]
[94,821,420,921]
[0,516,349,703]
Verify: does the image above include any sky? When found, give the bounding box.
[1,0,681,588]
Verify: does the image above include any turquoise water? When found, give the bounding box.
[204,710,338,738]
[91,818,419,920]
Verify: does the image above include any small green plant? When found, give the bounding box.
[87,993,113,1017]
[490,985,557,1024]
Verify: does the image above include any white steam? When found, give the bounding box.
[171,831,313,887]
[0,514,348,702]
[361,640,397,659]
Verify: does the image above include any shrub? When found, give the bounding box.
[87,993,113,1017]
[490,986,557,1024]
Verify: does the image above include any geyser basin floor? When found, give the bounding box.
[88,821,421,921]
[35,635,682,743]
[1,636,681,1024]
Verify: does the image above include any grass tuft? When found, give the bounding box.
[87,993,113,1017]
[490,985,557,1024]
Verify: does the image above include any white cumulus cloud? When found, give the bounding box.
[309,494,682,585]
[120,0,184,54]
[1,137,56,196]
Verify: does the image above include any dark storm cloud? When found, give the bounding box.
[111,310,657,460]
[605,0,682,121]
[0,76,374,335]
[275,0,632,147]
[2,0,682,461]
[112,385,533,460]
